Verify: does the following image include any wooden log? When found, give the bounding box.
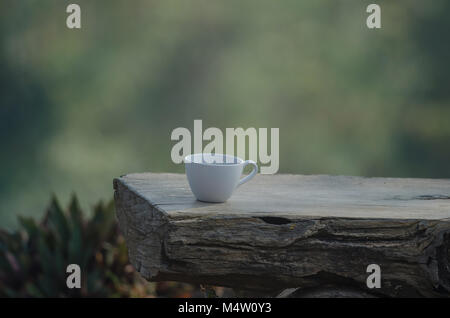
[113,173,450,297]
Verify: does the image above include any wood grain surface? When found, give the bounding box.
[114,173,450,297]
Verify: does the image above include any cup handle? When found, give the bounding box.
[237,160,258,187]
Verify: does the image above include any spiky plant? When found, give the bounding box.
[0,196,154,297]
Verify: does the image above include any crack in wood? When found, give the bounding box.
[415,195,450,200]
[256,216,292,225]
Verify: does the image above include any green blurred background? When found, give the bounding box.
[1,0,449,228]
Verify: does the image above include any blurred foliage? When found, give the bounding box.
[0,195,197,297]
[0,0,449,227]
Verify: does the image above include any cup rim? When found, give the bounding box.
[184,153,244,166]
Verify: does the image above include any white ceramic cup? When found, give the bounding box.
[184,153,258,203]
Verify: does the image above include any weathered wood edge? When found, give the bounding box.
[113,177,169,279]
[113,175,450,297]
